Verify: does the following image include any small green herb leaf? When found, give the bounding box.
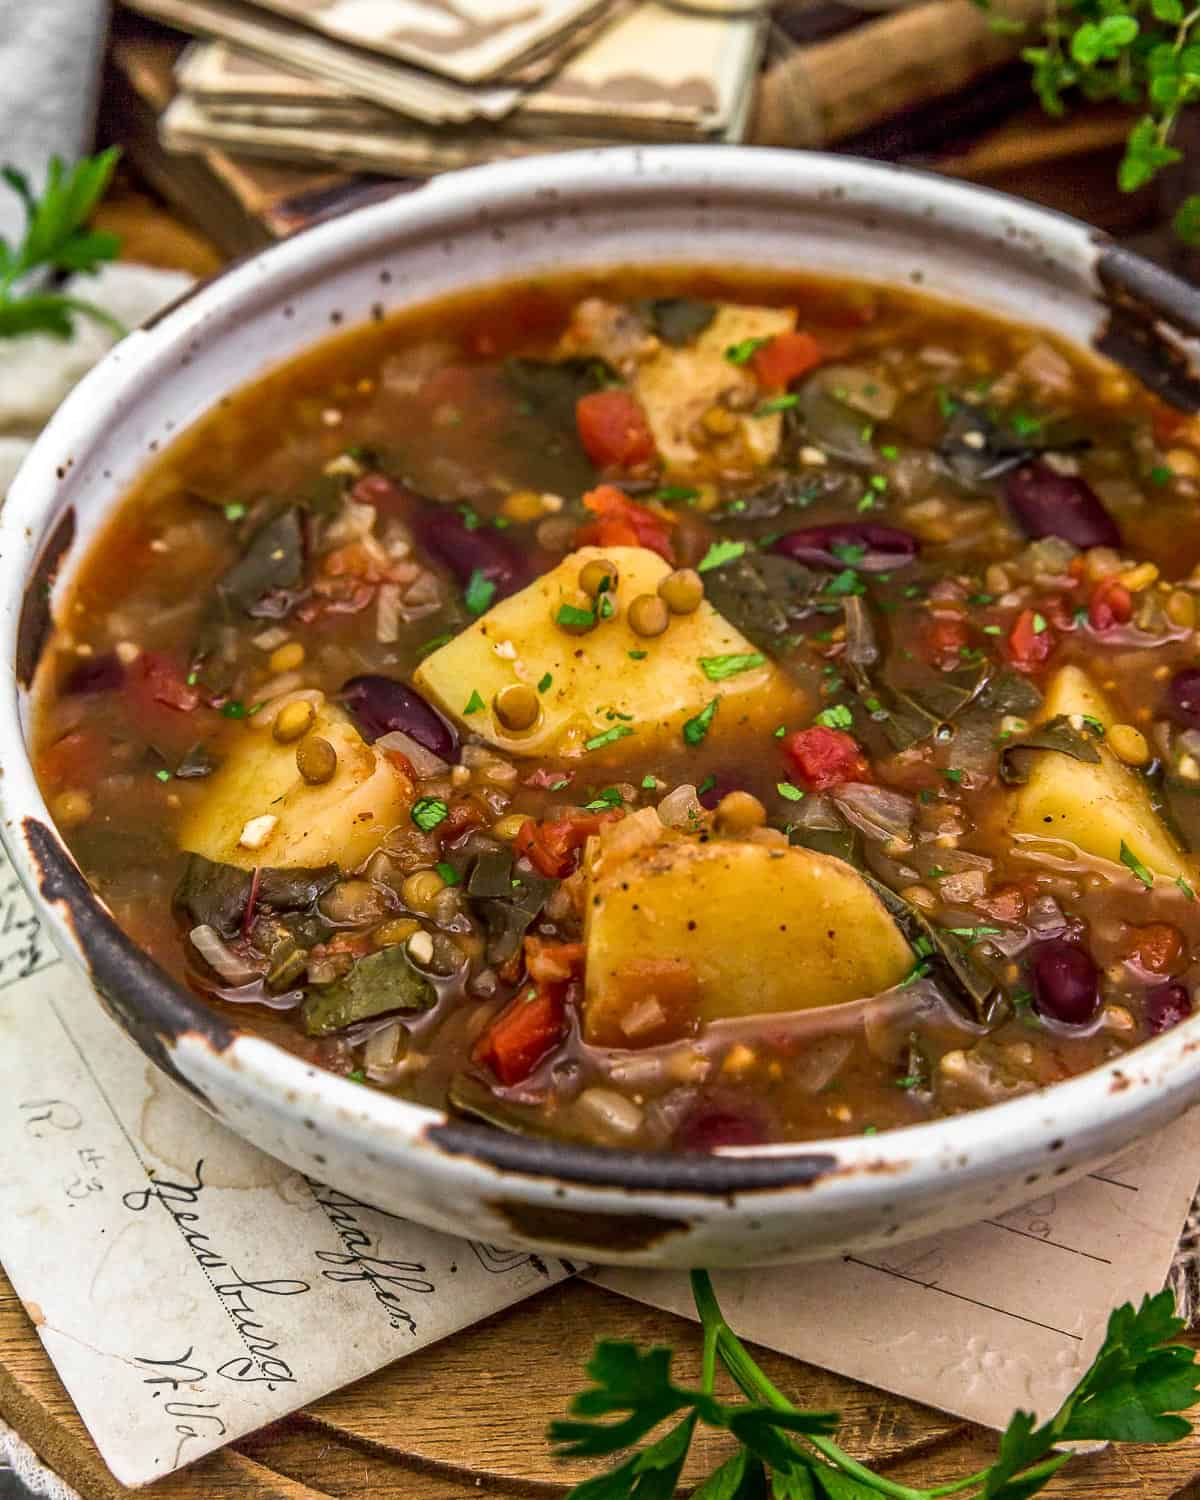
[411,797,449,831]
[683,697,720,746]
[585,725,634,752]
[463,689,485,715]
[464,569,497,617]
[698,540,747,573]
[1120,840,1155,889]
[699,652,765,681]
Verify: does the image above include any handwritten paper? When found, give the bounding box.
[0,847,570,1487]
[599,1113,1200,1429]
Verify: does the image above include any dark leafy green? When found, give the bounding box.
[302,945,434,1036]
[998,715,1103,785]
[635,296,716,346]
[977,671,1044,719]
[214,507,305,618]
[939,405,1091,489]
[788,816,863,868]
[503,356,614,432]
[174,743,216,780]
[448,1072,558,1135]
[867,877,1000,1023]
[703,553,816,652]
[173,856,252,939]
[464,846,558,964]
[258,864,339,910]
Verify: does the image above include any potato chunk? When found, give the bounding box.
[1008,664,1191,882]
[634,304,795,476]
[178,704,411,871]
[582,815,913,1045]
[413,545,799,759]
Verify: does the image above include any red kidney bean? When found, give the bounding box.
[410,505,530,598]
[1031,939,1099,1025]
[1146,981,1192,1035]
[61,653,125,695]
[771,523,918,573]
[1166,667,1200,729]
[340,675,459,760]
[676,1105,767,1151]
[1004,462,1121,549]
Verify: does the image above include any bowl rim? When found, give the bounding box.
[5,142,1200,1202]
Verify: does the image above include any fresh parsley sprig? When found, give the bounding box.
[981,0,1200,241]
[550,1271,1200,1499]
[0,148,124,340]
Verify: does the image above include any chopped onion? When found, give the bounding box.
[252,626,291,652]
[832,783,914,842]
[375,729,448,777]
[574,1087,643,1138]
[376,582,401,644]
[189,925,260,986]
[657,783,703,828]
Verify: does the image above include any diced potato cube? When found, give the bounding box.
[177,705,411,871]
[582,817,913,1044]
[413,545,801,760]
[1008,665,1192,883]
[634,304,795,476]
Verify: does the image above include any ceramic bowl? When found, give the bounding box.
[3,147,1200,1267]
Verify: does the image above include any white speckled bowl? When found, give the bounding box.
[3,147,1200,1267]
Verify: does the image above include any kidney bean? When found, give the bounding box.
[1031,940,1100,1025]
[340,675,458,760]
[1004,462,1121,549]
[771,523,918,573]
[1166,667,1200,729]
[1146,982,1192,1035]
[61,653,125,695]
[410,505,529,597]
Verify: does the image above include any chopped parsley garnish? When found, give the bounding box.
[1178,875,1196,901]
[755,394,799,415]
[458,503,481,530]
[1120,840,1154,889]
[814,704,853,730]
[549,778,571,791]
[724,335,769,365]
[946,925,1003,942]
[830,541,867,564]
[585,787,624,811]
[820,569,866,598]
[777,781,805,801]
[223,502,246,522]
[585,725,634,752]
[435,861,460,885]
[697,539,746,573]
[983,624,1003,635]
[628,649,648,660]
[641,774,658,790]
[347,1069,366,1084]
[1150,464,1172,486]
[154,768,171,782]
[1081,714,1105,737]
[1031,612,1048,634]
[942,767,964,783]
[597,592,616,620]
[869,474,888,492]
[699,651,764,681]
[656,485,699,503]
[464,569,496,617]
[968,592,995,606]
[411,797,449,831]
[879,443,899,460]
[696,774,716,797]
[537,672,553,693]
[463,689,485,715]
[856,492,876,513]
[221,700,248,719]
[895,1075,923,1090]
[1009,409,1043,438]
[773,724,787,738]
[556,602,596,630]
[936,387,960,419]
[683,697,719,746]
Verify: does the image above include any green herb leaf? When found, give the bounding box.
[585,725,635,752]
[683,697,720,746]
[435,861,460,885]
[641,774,658,790]
[813,704,853,730]
[411,797,449,831]
[538,672,554,693]
[698,540,747,573]
[657,485,701,503]
[557,602,596,630]
[418,632,453,657]
[1177,875,1196,901]
[0,150,125,341]
[999,715,1103,785]
[777,782,805,802]
[724,336,769,365]
[584,787,624,811]
[755,394,799,416]
[463,689,485,715]
[699,652,765,681]
[1120,840,1155,889]
[464,569,497,617]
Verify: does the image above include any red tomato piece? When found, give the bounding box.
[576,484,675,562]
[124,651,212,754]
[576,390,656,470]
[472,983,566,1086]
[750,330,823,390]
[923,613,970,670]
[1006,607,1056,670]
[515,809,624,879]
[783,726,872,791]
[1088,577,1133,631]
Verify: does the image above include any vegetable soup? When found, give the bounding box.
[32,268,1200,1151]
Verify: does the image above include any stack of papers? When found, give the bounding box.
[119,0,767,177]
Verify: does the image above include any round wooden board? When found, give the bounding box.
[4,1266,1200,1497]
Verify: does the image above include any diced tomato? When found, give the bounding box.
[576,484,675,562]
[750,331,823,391]
[1088,577,1133,631]
[124,651,213,753]
[576,390,656,470]
[1006,608,1055,670]
[515,809,624,879]
[39,726,109,795]
[923,613,970,670]
[783,726,872,791]
[472,982,566,1086]
[524,936,585,985]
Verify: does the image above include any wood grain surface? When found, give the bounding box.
[2,154,1197,1500]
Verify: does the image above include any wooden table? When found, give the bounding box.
[3,179,1199,1500]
